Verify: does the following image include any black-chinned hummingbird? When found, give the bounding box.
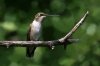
[26,12,59,57]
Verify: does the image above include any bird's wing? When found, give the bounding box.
[27,24,32,41]
[26,24,36,57]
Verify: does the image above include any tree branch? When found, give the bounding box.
[59,11,89,42]
[0,11,89,48]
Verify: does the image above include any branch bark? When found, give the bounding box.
[0,11,89,48]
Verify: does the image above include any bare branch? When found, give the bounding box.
[0,11,89,48]
[59,11,89,42]
[0,39,78,47]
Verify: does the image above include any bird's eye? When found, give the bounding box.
[40,14,44,16]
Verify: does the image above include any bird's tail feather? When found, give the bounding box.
[26,47,36,57]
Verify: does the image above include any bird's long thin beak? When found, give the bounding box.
[46,14,59,16]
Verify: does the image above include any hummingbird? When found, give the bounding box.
[26,12,59,57]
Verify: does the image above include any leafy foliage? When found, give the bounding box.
[0,0,100,66]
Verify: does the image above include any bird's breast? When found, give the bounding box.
[32,21,41,33]
[30,21,41,40]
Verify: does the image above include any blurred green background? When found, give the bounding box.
[0,0,100,66]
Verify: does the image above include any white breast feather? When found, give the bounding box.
[32,20,41,32]
[31,20,41,40]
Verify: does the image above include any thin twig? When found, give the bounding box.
[59,11,89,42]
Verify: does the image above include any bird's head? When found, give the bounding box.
[34,12,47,22]
[34,12,59,22]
